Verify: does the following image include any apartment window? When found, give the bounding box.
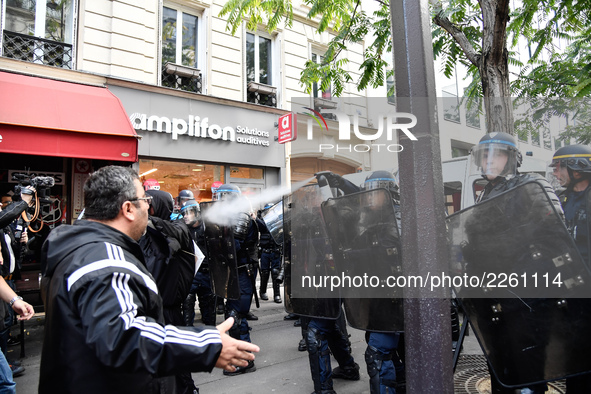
[465,98,481,129]
[310,51,338,119]
[161,6,202,93]
[2,0,75,69]
[543,127,552,150]
[312,53,331,100]
[246,32,277,107]
[386,72,396,105]
[442,88,461,123]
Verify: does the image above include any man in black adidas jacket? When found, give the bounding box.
[39,166,259,394]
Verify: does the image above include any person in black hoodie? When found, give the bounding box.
[139,189,200,394]
[39,166,259,394]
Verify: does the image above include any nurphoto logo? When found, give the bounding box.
[303,108,418,153]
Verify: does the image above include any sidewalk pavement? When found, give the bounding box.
[8,296,567,394]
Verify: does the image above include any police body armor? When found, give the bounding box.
[284,184,341,319]
[447,181,591,387]
[321,188,404,332]
[199,201,240,300]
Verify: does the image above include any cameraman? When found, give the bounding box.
[0,187,34,229]
[0,186,35,387]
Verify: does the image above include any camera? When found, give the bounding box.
[13,173,55,203]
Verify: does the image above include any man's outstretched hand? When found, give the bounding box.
[215,317,260,372]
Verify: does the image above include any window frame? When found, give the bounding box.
[245,30,275,87]
[1,0,78,69]
[160,3,207,92]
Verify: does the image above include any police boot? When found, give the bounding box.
[332,362,360,381]
[223,359,256,376]
[272,268,282,303]
[216,297,225,315]
[183,293,196,326]
[307,327,334,394]
[259,270,270,301]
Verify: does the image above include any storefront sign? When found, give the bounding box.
[278,113,297,144]
[130,113,271,147]
[7,170,65,185]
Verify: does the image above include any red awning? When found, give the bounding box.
[0,71,138,162]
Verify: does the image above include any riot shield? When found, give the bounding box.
[200,201,240,300]
[284,184,341,319]
[447,181,591,387]
[321,188,404,332]
[585,187,591,269]
[261,201,283,246]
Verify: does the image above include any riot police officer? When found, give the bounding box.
[171,189,195,220]
[468,132,560,394]
[181,200,216,327]
[303,172,361,394]
[551,144,591,263]
[258,203,282,303]
[471,132,560,208]
[214,184,259,376]
[550,144,591,393]
[360,171,405,394]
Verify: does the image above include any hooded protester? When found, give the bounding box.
[140,189,202,394]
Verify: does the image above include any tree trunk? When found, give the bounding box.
[433,0,514,135]
[479,0,514,134]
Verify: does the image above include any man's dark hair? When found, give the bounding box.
[84,166,139,221]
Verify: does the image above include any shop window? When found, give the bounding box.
[139,159,224,202]
[161,6,202,94]
[246,32,277,107]
[2,0,76,69]
[229,166,263,180]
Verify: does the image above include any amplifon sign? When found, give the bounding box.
[278,113,297,144]
[130,113,270,147]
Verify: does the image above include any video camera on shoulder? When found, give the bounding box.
[12,172,55,204]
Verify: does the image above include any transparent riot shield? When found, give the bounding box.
[320,188,404,332]
[447,181,591,387]
[284,184,341,319]
[261,201,283,246]
[200,201,240,300]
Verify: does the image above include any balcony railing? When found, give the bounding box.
[247,81,277,108]
[2,30,72,69]
[162,62,202,94]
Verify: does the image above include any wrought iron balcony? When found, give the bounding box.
[162,62,202,94]
[247,81,277,108]
[2,30,72,69]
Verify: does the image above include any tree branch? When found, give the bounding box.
[433,12,480,67]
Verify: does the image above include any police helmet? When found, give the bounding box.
[181,199,201,226]
[178,189,194,201]
[551,145,591,174]
[213,184,241,201]
[470,132,522,179]
[363,171,399,193]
